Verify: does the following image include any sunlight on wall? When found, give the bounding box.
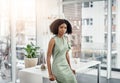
[0,0,9,36]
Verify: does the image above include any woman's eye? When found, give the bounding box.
[64,27,67,29]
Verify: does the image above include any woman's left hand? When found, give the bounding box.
[72,69,76,74]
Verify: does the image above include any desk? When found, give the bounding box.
[71,60,101,83]
[19,60,101,83]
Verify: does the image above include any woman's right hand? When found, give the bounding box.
[49,74,56,81]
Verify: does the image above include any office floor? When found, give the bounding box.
[0,69,120,83]
[76,73,120,83]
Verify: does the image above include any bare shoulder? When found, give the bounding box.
[49,37,55,45]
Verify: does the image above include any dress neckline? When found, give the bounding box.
[56,35,64,39]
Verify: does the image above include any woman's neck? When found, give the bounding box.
[57,34,64,38]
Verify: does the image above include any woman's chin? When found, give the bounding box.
[60,33,64,35]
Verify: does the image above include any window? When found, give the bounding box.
[104,34,116,50]
[84,2,89,7]
[112,15,116,25]
[90,1,93,7]
[84,36,93,43]
[86,19,89,25]
[90,18,93,25]
[112,0,116,6]
[82,18,93,25]
[83,2,93,8]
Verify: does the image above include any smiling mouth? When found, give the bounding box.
[60,31,64,34]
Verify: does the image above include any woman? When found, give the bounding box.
[47,19,77,83]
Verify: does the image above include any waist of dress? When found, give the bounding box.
[52,61,69,66]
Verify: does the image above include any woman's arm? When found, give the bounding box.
[66,51,76,74]
[66,51,72,69]
[47,38,56,80]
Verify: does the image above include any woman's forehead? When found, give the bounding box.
[59,23,67,27]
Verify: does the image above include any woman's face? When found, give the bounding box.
[58,23,67,36]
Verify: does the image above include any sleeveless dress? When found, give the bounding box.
[52,36,77,83]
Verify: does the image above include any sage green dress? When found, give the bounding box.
[52,36,77,83]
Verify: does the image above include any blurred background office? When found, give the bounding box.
[0,0,120,83]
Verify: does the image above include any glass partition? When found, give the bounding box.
[63,3,81,59]
[0,0,36,82]
[63,0,120,78]
[62,0,106,63]
[81,0,106,66]
[0,0,12,82]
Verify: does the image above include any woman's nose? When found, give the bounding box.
[62,29,65,32]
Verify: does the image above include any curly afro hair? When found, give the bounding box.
[50,19,72,35]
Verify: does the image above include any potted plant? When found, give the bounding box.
[23,42,40,68]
